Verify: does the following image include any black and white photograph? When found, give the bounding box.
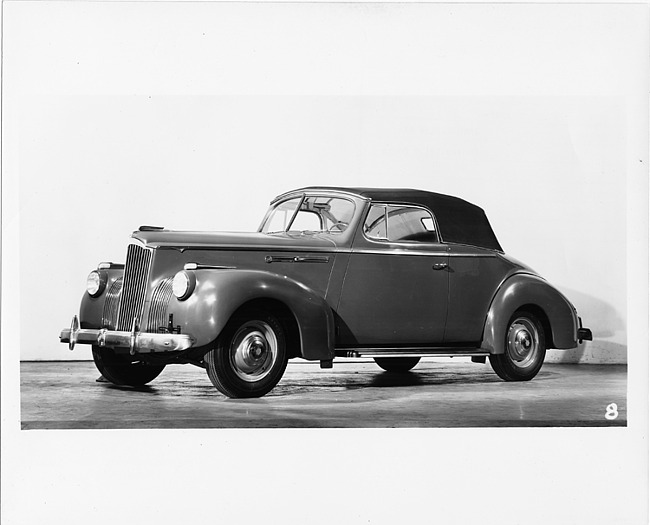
[2,1,648,524]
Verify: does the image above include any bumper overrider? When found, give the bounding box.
[577,317,593,344]
[60,315,194,355]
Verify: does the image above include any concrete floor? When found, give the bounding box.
[20,359,626,429]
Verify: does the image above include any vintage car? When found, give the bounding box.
[60,187,592,398]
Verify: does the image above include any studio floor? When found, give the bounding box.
[20,359,627,429]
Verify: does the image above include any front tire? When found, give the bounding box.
[374,357,421,373]
[489,310,546,381]
[92,346,165,386]
[205,310,288,398]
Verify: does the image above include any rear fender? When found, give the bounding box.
[169,269,335,361]
[481,273,578,354]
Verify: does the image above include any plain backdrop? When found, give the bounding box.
[4,2,640,364]
[2,2,648,525]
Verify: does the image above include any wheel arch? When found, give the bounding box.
[480,273,578,354]
[226,298,302,359]
[513,303,553,347]
[169,269,335,361]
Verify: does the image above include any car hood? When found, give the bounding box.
[132,230,341,251]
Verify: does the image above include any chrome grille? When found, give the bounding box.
[146,278,174,333]
[102,277,123,329]
[116,244,152,330]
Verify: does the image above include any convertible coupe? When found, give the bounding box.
[60,187,592,397]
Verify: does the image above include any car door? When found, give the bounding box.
[443,243,513,343]
[336,203,449,346]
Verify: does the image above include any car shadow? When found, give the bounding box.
[93,366,559,398]
[269,367,560,396]
[103,383,158,394]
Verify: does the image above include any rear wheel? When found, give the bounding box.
[205,309,288,398]
[489,310,546,381]
[374,357,421,373]
[92,346,165,386]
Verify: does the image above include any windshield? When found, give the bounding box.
[260,196,356,234]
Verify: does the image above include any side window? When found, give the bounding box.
[364,204,439,243]
[364,204,388,239]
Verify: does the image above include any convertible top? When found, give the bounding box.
[294,186,503,252]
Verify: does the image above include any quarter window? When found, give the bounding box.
[364,204,439,243]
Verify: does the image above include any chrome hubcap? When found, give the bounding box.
[230,321,277,382]
[506,317,539,368]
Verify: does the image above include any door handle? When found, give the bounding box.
[432,263,448,271]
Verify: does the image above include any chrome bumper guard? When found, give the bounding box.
[577,317,592,343]
[60,315,194,354]
[577,328,592,343]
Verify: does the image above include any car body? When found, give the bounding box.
[60,187,592,397]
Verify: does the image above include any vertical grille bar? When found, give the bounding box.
[146,277,174,333]
[102,277,123,329]
[116,244,152,330]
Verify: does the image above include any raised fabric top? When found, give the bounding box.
[295,187,503,252]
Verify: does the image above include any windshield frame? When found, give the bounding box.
[259,193,358,235]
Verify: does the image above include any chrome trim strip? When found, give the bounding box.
[351,248,448,257]
[264,255,330,264]
[357,352,489,358]
[163,245,493,258]
[294,255,330,263]
[98,262,125,270]
[183,262,236,270]
[348,248,496,257]
[342,347,488,357]
[447,253,497,258]
[164,245,344,252]
[341,346,482,353]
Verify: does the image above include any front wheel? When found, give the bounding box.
[374,357,421,373]
[92,346,165,386]
[205,310,288,398]
[489,310,546,381]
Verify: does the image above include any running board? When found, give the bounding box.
[336,347,488,358]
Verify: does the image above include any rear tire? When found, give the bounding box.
[205,309,288,398]
[374,357,421,373]
[489,310,546,381]
[92,346,165,386]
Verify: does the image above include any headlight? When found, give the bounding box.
[172,270,196,301]
[86,270,107,297]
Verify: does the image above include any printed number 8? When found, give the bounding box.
[605,403,618,420]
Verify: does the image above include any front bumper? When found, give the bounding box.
[60,315,194,354]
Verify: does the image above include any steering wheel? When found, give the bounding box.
[328,222,348,232]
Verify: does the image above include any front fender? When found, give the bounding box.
[79,268,124,329]
[481,273,578,353]
[169,269,335,360]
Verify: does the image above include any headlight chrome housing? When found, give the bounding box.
[86,270,108,297]
[172,270,196,301]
